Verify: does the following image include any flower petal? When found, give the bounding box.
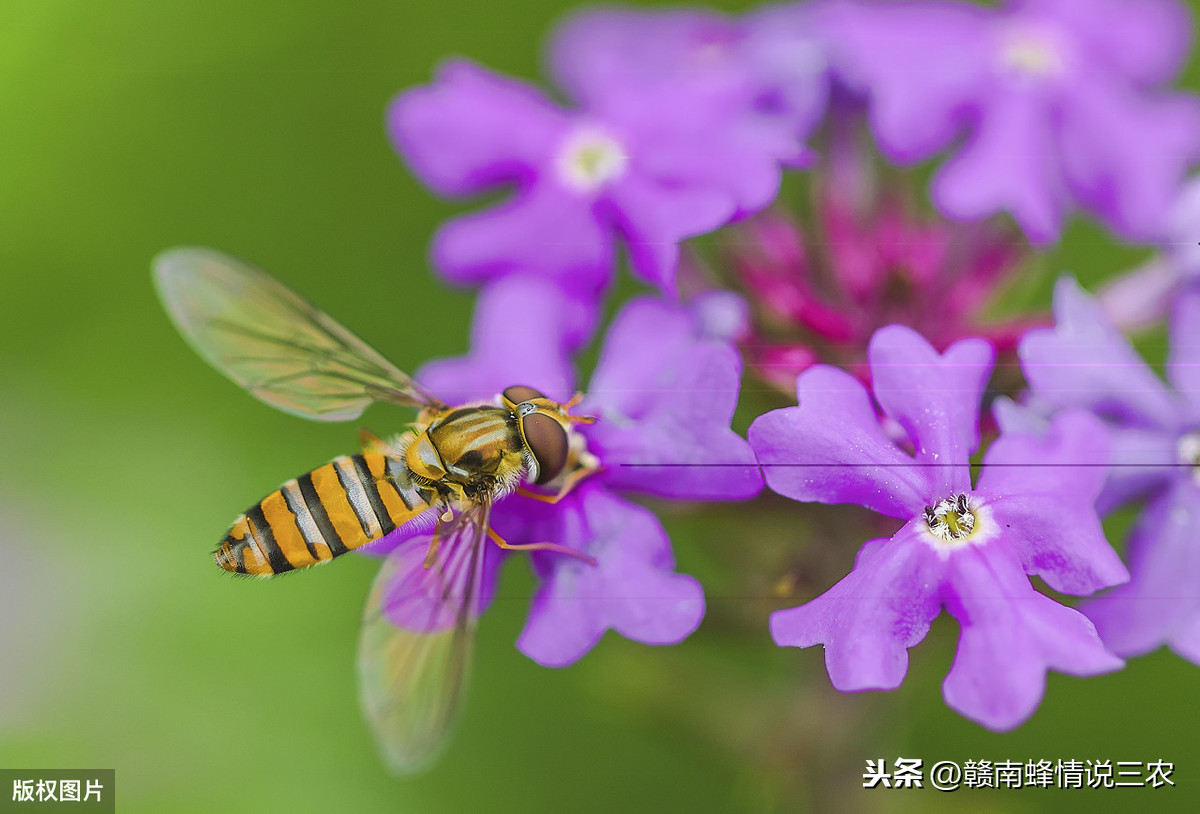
[1030,0,1193,86]
[984,492,1127,596]
[588,343,761,500]
[991,397,1175,514]
[584,298,761,500]
[548,6,741,105]
[608,82,790,216]
[932,84,1067,242]
[416,275,585,404]
[1167,176,1200,280]
[978,409,1128,594]
[1020,277,1181,431]
[1097,257,1179,333]
[743,2,831,139]
[432,181,612,294]
[942,544,1123,731]
[991,394,1051,437]
[770,525,944,691]
[690,289,751,344]
[1084,480,1200,658]
[1168,613,1200,665]
[1167,290,1200,421]
[1059,81,1200,242]
[823,0,989,162]
[549,4,823,166]
[749,365,932,519]
[868,326,993,496]
[585,297,698,419]
[388,59,567,197]
[1096,426,1179,515]
[607,173,733,293]
[517,486,704,666]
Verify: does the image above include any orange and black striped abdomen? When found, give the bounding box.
[215,453,437,575]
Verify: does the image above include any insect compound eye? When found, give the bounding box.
[503,385,547,406]
[521,412,568,485]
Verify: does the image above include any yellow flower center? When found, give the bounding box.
[924,493,978,542]
[556,127,628,193]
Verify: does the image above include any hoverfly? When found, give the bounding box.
[153,247,597,774]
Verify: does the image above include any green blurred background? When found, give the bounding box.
[2,1,1199,811]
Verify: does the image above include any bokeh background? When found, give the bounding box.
[2,1,1198,811]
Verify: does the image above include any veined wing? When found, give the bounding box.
[153,247,446,421]
[357,500,491,775]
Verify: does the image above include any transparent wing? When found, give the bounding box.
[153,247,446,420]
[357,499,491,775]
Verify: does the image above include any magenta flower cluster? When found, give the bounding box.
[371,0,1200,735]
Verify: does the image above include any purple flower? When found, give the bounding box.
[1166,176,1200,283]
[371,290,762,666]
[548,4,828,164]
[390,50,796,301]
[494,482,706,666]
[750,325,1126,729]
[1019,278,1200,662]
[1098,174,1200,331]
[823,0,1200,242]
[416,275,593,405]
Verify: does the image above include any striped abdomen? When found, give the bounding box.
[216,453,437,575]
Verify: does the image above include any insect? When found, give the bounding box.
[153,247,597,774]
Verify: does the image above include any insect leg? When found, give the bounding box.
[422,520,445,570]
[486,528,596,566]
[560,392,596,424]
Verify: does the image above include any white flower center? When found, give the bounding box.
[996,26,1065,79]
[1177,432,1200,485]
[555,127,628,193]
